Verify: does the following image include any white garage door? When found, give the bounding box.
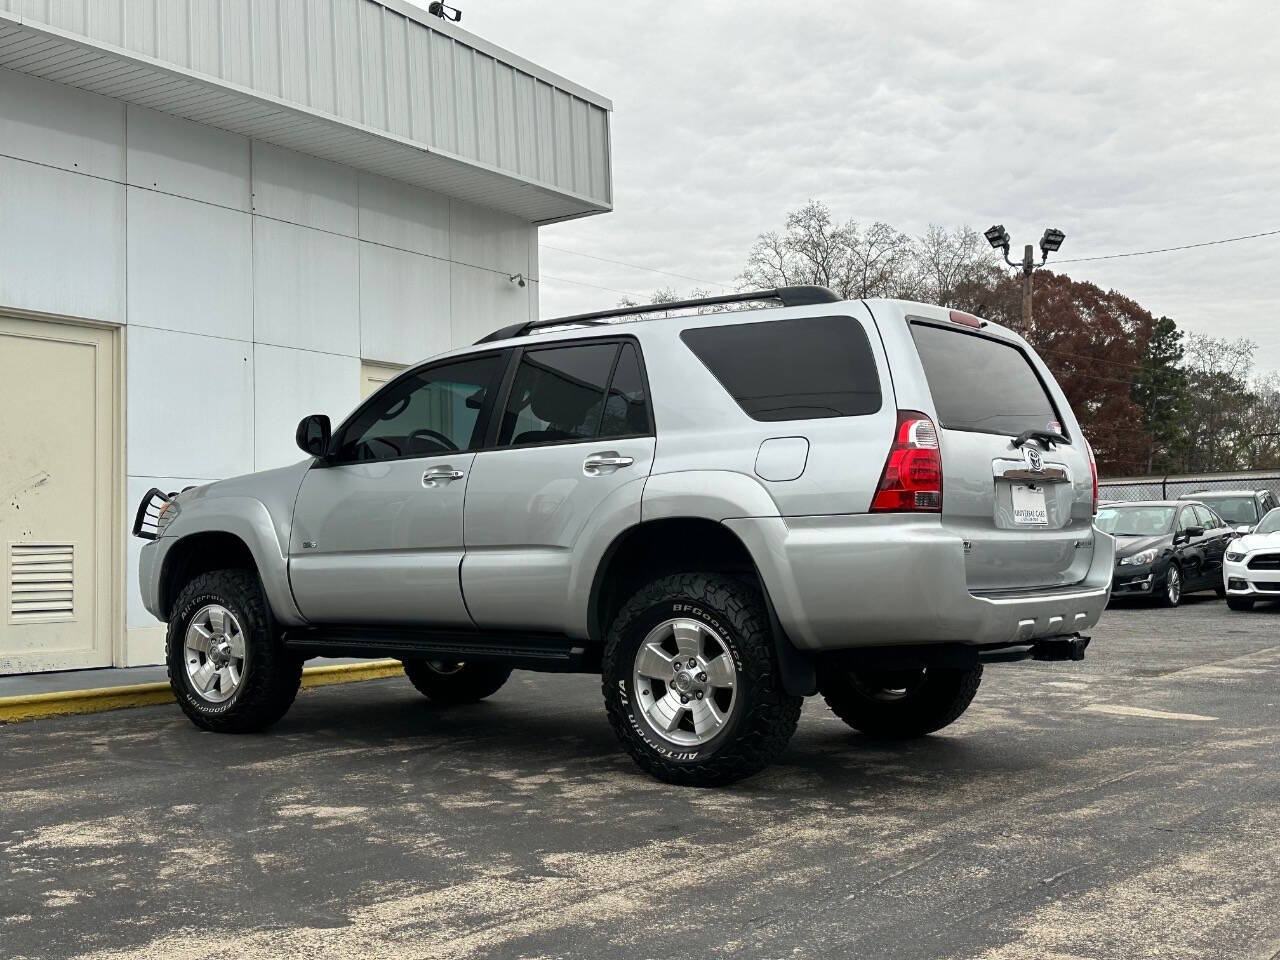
[0,315,119,674]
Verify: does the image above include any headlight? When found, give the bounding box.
[1119,548,1158,566]
[1225,550,1245,563]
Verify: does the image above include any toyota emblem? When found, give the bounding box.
[1025,447,1044,473]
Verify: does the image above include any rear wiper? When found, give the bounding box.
[1012,429,1069,448]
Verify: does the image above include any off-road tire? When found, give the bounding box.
[1227,597,1255,611]
[602,573,802,787]
[819,664,982,739]
[166,569,303,733]
[401,660,512,704]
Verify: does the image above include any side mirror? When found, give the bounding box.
[1186,525,1205,538]
[295,414,331,458]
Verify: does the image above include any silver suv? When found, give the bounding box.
[136,286,1114,786]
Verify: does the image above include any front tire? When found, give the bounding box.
[1227,597,1255,611]
[819,664,982,739]
[1158,564,1183,608]
[401,660,512,704]
[602,573,802,787]
[167,569,302,733]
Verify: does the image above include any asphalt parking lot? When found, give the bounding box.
[3,597,1279,960]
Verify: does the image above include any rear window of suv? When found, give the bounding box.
[909,321,1064,438]
[680,315,882,421]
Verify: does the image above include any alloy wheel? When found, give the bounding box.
[184,604,246,703]
[631,618,739,747]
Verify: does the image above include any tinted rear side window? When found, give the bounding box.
[910,322,1062,438]
[680,315,882,421]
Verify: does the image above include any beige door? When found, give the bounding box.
[361,360,405,399]
[0,316,120,674]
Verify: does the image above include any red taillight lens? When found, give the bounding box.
[871,411,943,512]
[1085,437,1099,516]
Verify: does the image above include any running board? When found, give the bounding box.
[283,626,597,673]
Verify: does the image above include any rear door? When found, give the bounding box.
[907,318,1094,592]
[462,339,655,632]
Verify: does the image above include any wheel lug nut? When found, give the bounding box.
[695,690,704,700]
[697,672,707,682]
[680,695,689,704]
[687,658,697,669]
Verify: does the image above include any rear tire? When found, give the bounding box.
[401,660,512,704]
[167,569,302,733]
[602,573,802,787]
[1227,597,1255,611]
[819,664,982,739]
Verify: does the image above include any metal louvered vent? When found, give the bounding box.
[9,543,75,622]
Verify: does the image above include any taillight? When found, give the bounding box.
[871,411,943,512]
[1085,437,1099,516]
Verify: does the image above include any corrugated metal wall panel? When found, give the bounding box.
[250,0,280,98]
[357,0,385,129]
[473,52,496,168]
[428,29,455,153]
[382,10,410,138]
[155,1,189,68]
[1,0,612,214]
[452,42,476,161]
[277,0,307,103]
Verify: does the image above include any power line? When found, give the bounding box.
[1053,228,1280,264]
[540,244,735,290]
[538,273,642,298]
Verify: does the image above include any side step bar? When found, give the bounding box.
[283,626,598,674]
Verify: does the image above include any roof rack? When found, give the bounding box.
[474,285,840,344]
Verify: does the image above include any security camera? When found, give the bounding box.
[427,2,461,22]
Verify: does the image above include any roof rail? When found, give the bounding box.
[474,285,839,344]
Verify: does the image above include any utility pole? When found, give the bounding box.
[984,226,1065,328]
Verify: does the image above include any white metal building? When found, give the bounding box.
[0,0,612,674]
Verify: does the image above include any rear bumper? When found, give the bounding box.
[724,514,1114,651]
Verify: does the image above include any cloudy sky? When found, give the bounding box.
[443,1,1280,373]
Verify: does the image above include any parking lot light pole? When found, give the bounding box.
[984,225,1066,327]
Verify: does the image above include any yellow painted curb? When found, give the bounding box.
[0,659,403,724]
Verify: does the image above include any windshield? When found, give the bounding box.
[1196,496,1259,524]
[1095,505,1175,537]
[1255,508,1280,535]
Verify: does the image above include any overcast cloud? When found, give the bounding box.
[438,1,1280,372]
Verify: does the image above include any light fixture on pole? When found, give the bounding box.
[985,224,1066,327]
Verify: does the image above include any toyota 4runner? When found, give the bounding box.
[135,286,1114,786]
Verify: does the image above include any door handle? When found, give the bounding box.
[583,453,634,476]
[422,466,465,487]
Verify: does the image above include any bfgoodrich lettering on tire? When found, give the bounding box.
[166,568,302,733]
[602,573,802,787]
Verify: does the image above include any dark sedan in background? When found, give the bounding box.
[1096,500,1235,606]
[1177,488,1279,534]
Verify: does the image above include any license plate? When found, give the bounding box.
[1011,484,1048,525]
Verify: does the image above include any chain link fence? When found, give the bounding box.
[1099,470,1280,503]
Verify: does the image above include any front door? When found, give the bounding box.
[1,315,119,673]
[289,352,507,626]
[463,340,655,632]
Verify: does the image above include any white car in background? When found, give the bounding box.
[1223,507,1280,610]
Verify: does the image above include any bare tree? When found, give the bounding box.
[908,224,995,308]
[739,200,913,299]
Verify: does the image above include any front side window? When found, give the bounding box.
[680,315,882,422]
[335,354,504,462]
[498,343,619,446]
[1192,505,1218,529]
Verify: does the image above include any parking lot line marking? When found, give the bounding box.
[1083,704,1217,722]
[0,660,404,724]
